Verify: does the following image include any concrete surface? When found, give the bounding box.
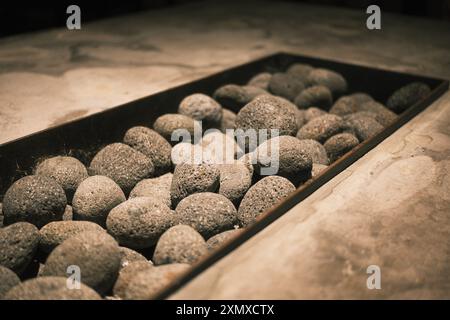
[0,0,449,299]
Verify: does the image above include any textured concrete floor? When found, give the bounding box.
[0,0,449,299]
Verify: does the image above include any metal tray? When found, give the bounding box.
[0,52,448,298]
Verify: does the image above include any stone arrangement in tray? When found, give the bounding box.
[0,62,430,300]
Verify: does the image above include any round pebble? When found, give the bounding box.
[123,126,172,175]
[0,222,39,275]
[304,107,327,122]
[294,85,333,110]
[213,84,267,113]
[206,229,241,251]
[106,197,174,249]
[296,114,344,143]
[306,68,348,96]
[311,163,329,178]
[2,175,67,228]
[129,173,173,208]
[360,101,397,126]
[62,205,73,221]
[238,176,296,227]
[254,136,312,185]
[123,263,190,300]
[171,142,202,165]
[286,63,314,82]
[235,95,298,150]
[324,133,359,163]
[118,247,150,269]
[0,266,21,298]
[247,72,272,90]
[295,109,307,129]
[268,72,305,101]
[201,130,242,164]
[218,162,252,205]
[39,221,105,253]
[175,193,237,238]
[153,114,201,144]
[4,276,101,300]
[0,203,3,228]
[178,93,223,129]
[329,96,359,116]
[349,92,373,104]
[72,175,126,227]
[89,143,154,194]
[220,108,237,132]
[170,164,220,206]
[113,261,154,298]
[386,82,431,113]
[296,139,330,165]
[153,225,208,265]
[34,156,88,202]
[42,231,121,294]
[343,114,384,141]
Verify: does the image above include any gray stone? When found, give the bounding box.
[0,266,21,298]
[268,72,305,101]
[386,82,431,113]
[153,225,208,265]
[153,113,201,144]
[247,72,272,90]
[213,84,267,112]
[206,229,242,251]
[113,260,154,298]
[2,175,67,228]
[296,114,344,143]
[129,173,173,208]
[296,139,330,165]
[324,133,359,163]
[294,85,333,110]
[219,162,253,205]
[178,93,223,129]
[305,68,348,96]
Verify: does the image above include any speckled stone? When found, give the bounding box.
[386,82,431,113]
[324,133,360,163]
[123,126,172,175]
[72,175,126,227]
[0,266,21,298]
[296,109,307,129]
[175,192,238,238]
[178,93,223,129]
[220,108,237,132]
[219,162,253,205]
[306,68,347,96]
[235,95,298,150]
[304,107,327,122]
[2,175,67,228]
[34,156,88,202]
[118,247,150,269]
[129,173,173,208]
[237,153,255,177]
[4,276,101,300]
[254,135,312,185]
[349,92,373,105]
[89,143,154,194]
[62,205,73,221]
[268,72,305,101]
[106,197,174,249]
[201,130,243,164]
[286,63,314,82]
[247,72,272,90]
[39,221,105,253]
[213,84,267,112]
[360,101,398,126]
[153,114,201,144]
[113,260,154,298]
[153,225,208,265]
[296,139,330,165]
[294,85,333,110]
[343,114,384,142]
[206,229,242,251]
[329,96,359,116]
[238,176,295,227]
[171,142,202,165]
[170,164,220,206]
[123,263,190,300]
[296,114,344,143]
[42,231,121,294]
[311,163,329,178]
[0,222,39,275]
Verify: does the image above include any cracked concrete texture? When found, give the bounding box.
[171,93,450,299]
[1,0,450,144]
